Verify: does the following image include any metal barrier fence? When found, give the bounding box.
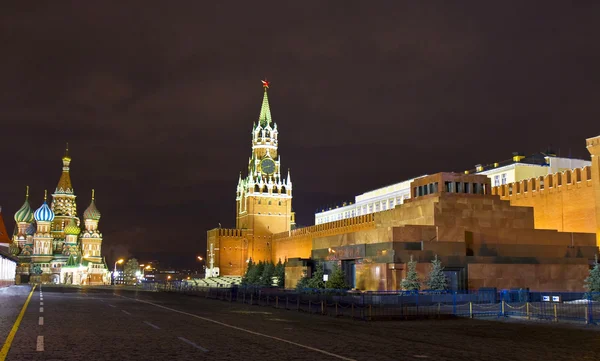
[142,282,600,325]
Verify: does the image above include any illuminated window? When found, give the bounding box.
[494,175,500,187]
[501,174,507,185]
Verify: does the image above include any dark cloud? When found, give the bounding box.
[1,2,599,268]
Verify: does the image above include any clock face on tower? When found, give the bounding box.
[260,158,276,174]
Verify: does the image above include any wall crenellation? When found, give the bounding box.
[273,213,375,240]
[492,165,593,198]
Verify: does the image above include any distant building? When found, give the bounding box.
[314,178,421,225]
[0,209,17,287]
[10,148,109,285]
[469,151,590,187]
[314,152,590,225]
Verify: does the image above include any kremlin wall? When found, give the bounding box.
[206,83,600,292]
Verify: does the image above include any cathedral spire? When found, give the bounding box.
[55,144,74,194]
[258,79,272,127]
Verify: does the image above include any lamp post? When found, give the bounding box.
[113,258,124,285]
[197,256,204,277]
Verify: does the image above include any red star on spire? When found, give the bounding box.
[261,79,270,89]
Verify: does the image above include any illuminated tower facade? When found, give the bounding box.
[51,145,79,258]
[81,190,103,262]
[32,191,55,269]
[235,81,294,261]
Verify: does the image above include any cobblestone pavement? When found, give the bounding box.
[1,286,599,360]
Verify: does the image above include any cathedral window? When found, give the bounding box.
[258,199,261,204]
[278,201,282,206]
[268,201,272,205]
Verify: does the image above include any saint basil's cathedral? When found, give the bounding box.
[7,147,109,285]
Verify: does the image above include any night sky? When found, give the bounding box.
[1,2,599,269]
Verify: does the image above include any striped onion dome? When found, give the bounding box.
[83,190,101,220]
[14,187,34,223]
[64,218,81,235]
[34,200,55,222]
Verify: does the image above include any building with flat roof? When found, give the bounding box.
[314,152,590,226]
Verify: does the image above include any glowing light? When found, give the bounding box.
[117,259,124,264]
[197,256,203,261]
[261,79,270,89]
[145,265,151,269]
[167,275,171,280]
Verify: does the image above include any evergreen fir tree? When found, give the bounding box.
[307,262,326,289]
[260,261,275,287]
[295,273,310,291]
[274,259,285,288]
[241,259,254,286]
[584,254,600,300]
[247,260,264,285]
[401,255,420,291]
[426,254,448,291]
[325,263,349,290]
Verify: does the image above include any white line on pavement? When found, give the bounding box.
[40,302,44,306]
[143,321,160,330]
[36,336,44,351]
[38,317,44,326]
[178,337,208,352]
[122,296,357,361]
[108,304,116,308]
[39,307,43,313]
[121,310,131,315]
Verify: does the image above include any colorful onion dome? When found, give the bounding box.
[83,189,101,221]
[14,186,34,223]
[64,218,81,235]
[34,190,55,222]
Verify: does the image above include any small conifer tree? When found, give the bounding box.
[307,262,326,289]
[260,261,275,287]
[295,273,310,291]
[401,255,420,291]
[247,260,264,285]
[274,259,285,287]
[426,254,448,291]
[241,259,254,286]
[325,263,349,290]
[584,254,600,300]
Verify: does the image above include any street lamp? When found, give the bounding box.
[197,256,203,261]
[113,259,124,285]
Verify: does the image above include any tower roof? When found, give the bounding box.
[83,189,101,221]
[258,80,272,127]
[14,186,34,223]
[0,207,11,244]
[55,144,74,195]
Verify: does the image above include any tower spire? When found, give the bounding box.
[258,79,272,127]
[55,145,74,194]
[44,189,47,202]
[26,185,29,200]
[64,142,70,161]
[91,189,95,201]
